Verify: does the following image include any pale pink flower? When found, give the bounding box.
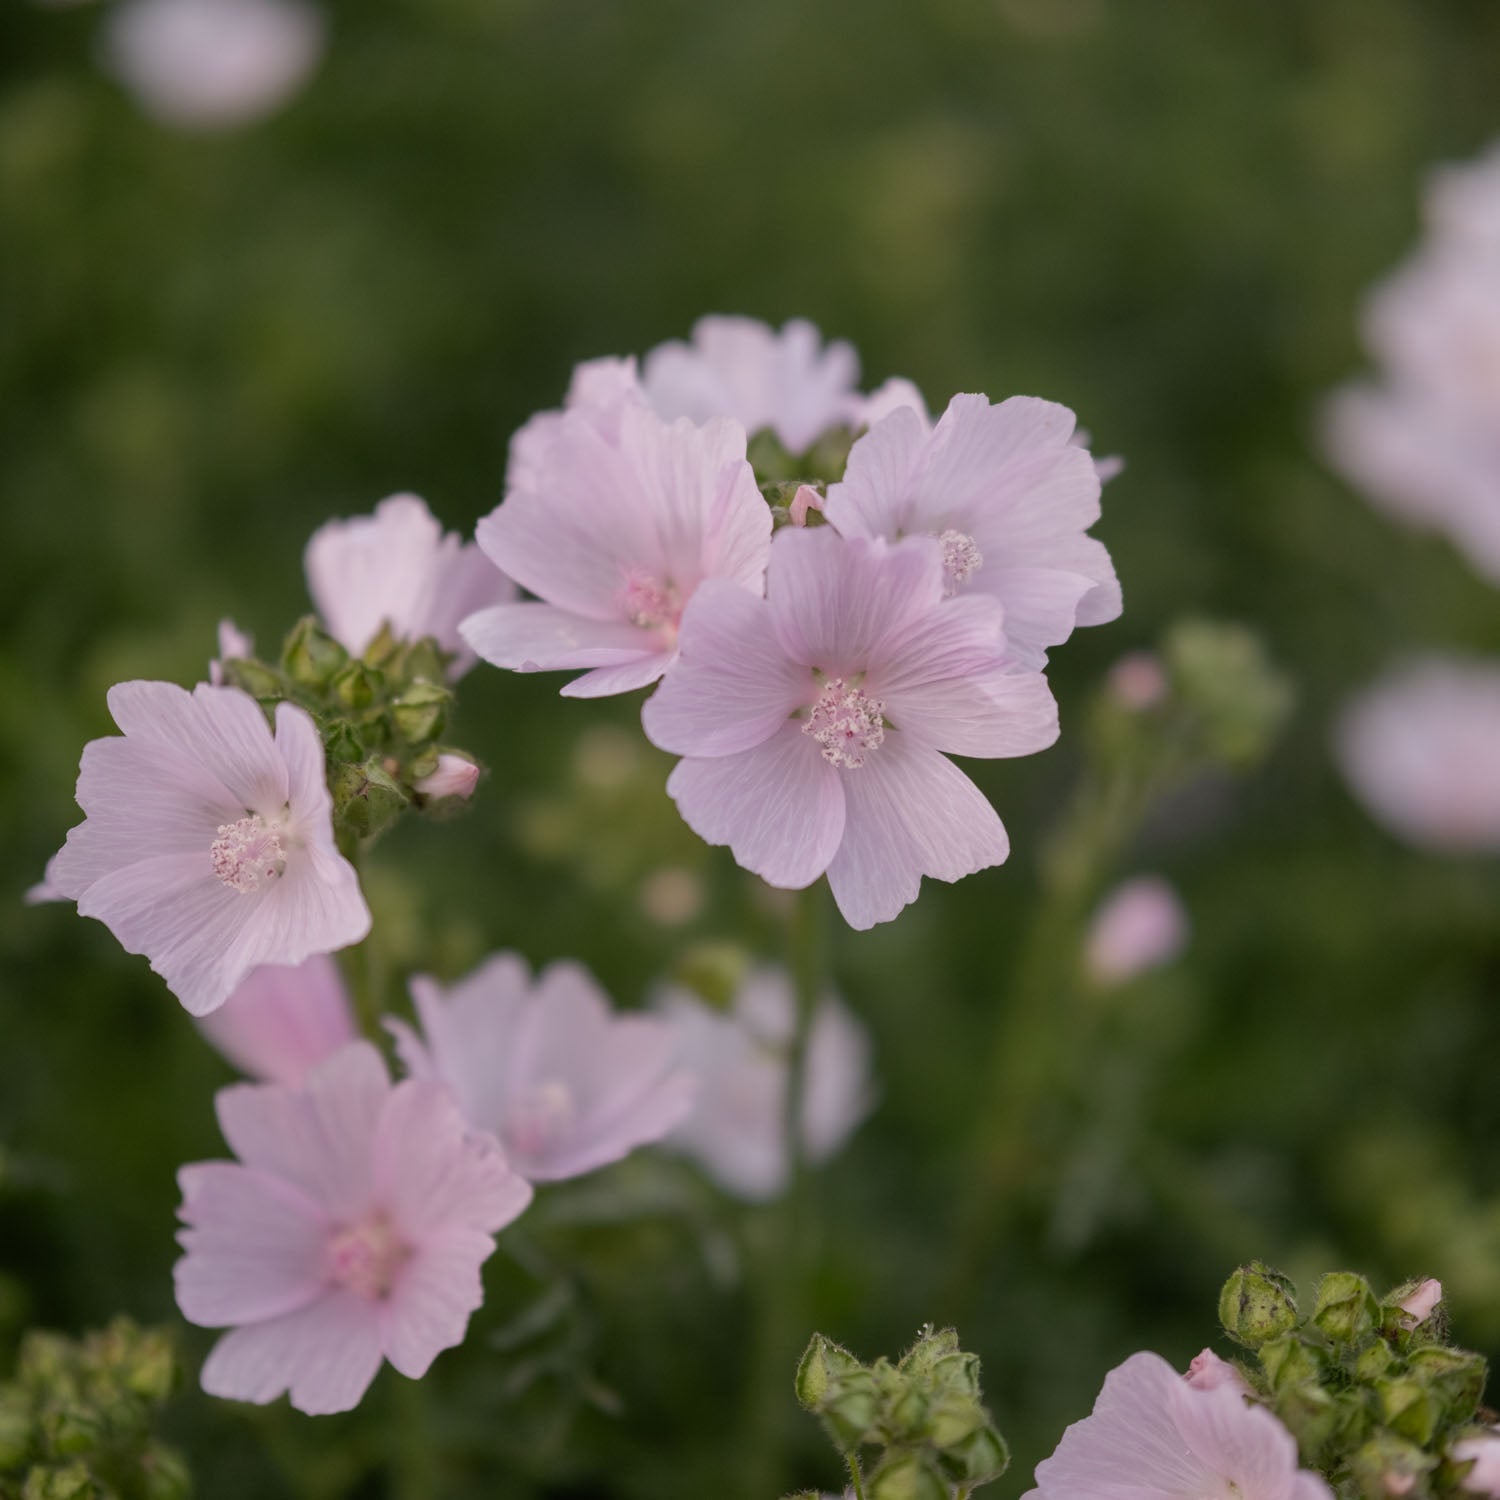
[387,953,695,1183]
[505,356,647,495]
[788,485,825,528]
[1453,1430,1500,1497]
[24,853,67,906]
[196,954,357,1086]
[1184,1348,1250,1395]
[412,753,480,802]
[1106,650,1169,711]
[656,967,874,1202]
[823,394,1121,669]
[304,494,513,680]
[1335,658,1500,853]
[641,316,861,454]
[208,618,254,686]
[45,681,370,1015]
[1024,1351,1332,1500]
[642,526,1059,929]
[1083,876,1189,986]
[1428,142,1500,254]
[1396,1277,1443,1327]
[102,0,324,131]
[176,1042,531,1415]
[462,403,771,698]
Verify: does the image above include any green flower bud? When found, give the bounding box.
[672,944,752,1012]
[1271,1383,1343,1463]
[1164,619,1293,767]
[1378,1375,1441,1445]
[330,756,409,842]
[1407,1345,1487,1421]
[19,1333,73,1389]
[887,1386,930,1443]
[935,1423,1010,1487]
[898,1327,961,1380]
[1347,1431,1435,1500]
[868,1452,948,1500]
[1219,1262,1299,1348]
[819,1368,883,1451]
[219,657,285,701]
[795,1334,863,1412]
[926,1393,986,1450]
[283,616,348,690]
[1312,1271,1380,1347]
[390,681,451,745]
[323,719,366,766]
[138,1441,192,1500]
[40,1404,101,1460]
[21,1463,98,1500]
[388,638,449,690]
[1259,1333,1326,1392]
[1354,1339,1396,1383]
[361,622,401,670]
[330,660,383,712]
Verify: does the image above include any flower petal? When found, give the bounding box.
[459,602,656,672]
[885,666,1059,760]
[380,1226,499,1380]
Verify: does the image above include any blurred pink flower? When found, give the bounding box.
[1428,142,1500,253]
[1454,1430,1500,1497]
[102,0,325,131]
[1083,876,1189,986]
[643,526,1058,929]
[176,1042,531,1414]
[823,394,1120,669]
[196,954,357,1086]
[463,403,771,698]
[1396,1278,1443,1327]
[387,953,694,1183]
[641,316,861,454]
[305,494,512,680]
[656,967,874,1201]
[1106,650,1169,711]
[1024,1351,1332,1500]
[1335,658,1500,853]
[46,682,369,1015]
[412,753,480,802]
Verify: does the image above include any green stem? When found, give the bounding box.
[390,1370,438,1500]
[337,844,387,1042]
[846,1449,869,1500]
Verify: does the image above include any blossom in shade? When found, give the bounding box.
[387,953,695,1183]
[1023,1351,1333,1500]
[656,967,874,1201]
[45,681,370,1015]
[1396,1278,1443,1328]
[304,494,513,680]
[1454,1431,1500,1497]
[1083,876,1189,986]
[412,753,480,802]
[640,316,861,454]
[823,393,1120,669]
[1334,658,1500,853]
[175,1042,531,1415]
[196,954,357,1086]
[642,525,1059,929]
[462,403,771,698]
[102,0,325,131]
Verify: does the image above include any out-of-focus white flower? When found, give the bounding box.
[1335,658,1500,854]
[1083,876,1188,986]
[102,0,325,131]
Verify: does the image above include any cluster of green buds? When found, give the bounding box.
[0,1320,187,1500]
[218,617,481,853]
[793,1326,1008,1500]
[1219,1262,1494,1499]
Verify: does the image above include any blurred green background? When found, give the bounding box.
[4,0,1500,1495]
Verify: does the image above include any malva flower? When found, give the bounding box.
[461,402,771,698]
[1024,1351,1332,1500]
[1083,875,1189,986]
[387,952,695,1183]
[1334,658,1500,854]
[823,393,1120,670]
[196,954,358,1087]
[175,1042,531,1415]
[45,681,370,1015]
[642,525,1060,929]
[305,493,514,680]
[656,967,873,1202]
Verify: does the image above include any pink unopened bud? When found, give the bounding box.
[1084,876,1189,986]
[1184,1348,1250,1394]
[1453,1431,1500,1497]
[789,485,825,527]
[1397,1278,1443,1328]
[415,753,480,801]
[1386,1475,1417,1497]
[1107,651,1169,712]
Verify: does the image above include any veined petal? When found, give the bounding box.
[886,667,1059,760]
[459,602,656,672]
[380,1226,498,1379]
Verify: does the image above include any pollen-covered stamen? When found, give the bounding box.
[325,1215,412,1302]
[503,1080,576,1159]
[210,815,287,894]
[620,571,682,631]
[938,529,983,595]
[803,678,886,769]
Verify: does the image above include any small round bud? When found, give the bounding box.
[1312,1271,1380,1346]
[1219,1262,1299,1348]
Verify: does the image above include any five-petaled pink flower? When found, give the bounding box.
[1024,1351,1332,1500]
[823,393,1120,670]
[305,494,514,680]
[642,525,1059,929]
[175,1041,532,1415]
[45,682,370,1015]
[461,402,771,698]
[387,952,695,1182]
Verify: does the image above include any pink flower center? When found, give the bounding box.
[503,1080,576,1160]
[937,529,983,595]
[210,815,287,893]
[326,1215,412,1301]
[803,677,885,769]
[620,571,682,632]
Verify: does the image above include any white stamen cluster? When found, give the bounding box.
[803,678,886,769]
[210,814,287,894]
[938,529,983,595]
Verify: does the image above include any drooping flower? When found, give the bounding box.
[102,0,325,131]
[1024,1351,1332,1500]
[175,1042,531,1415]
[1083,876,1189,986]
[45,681,370,1015]
[655,967,874,1202]
[387,953,695,1183]
[462,403,771,698]
[642,526,1059,928]
[1453,1430,1500,1497]
[1334,658,1500,853]
[304,494,513,680]
[196,954,358,1086]
[823,393,1120,669]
